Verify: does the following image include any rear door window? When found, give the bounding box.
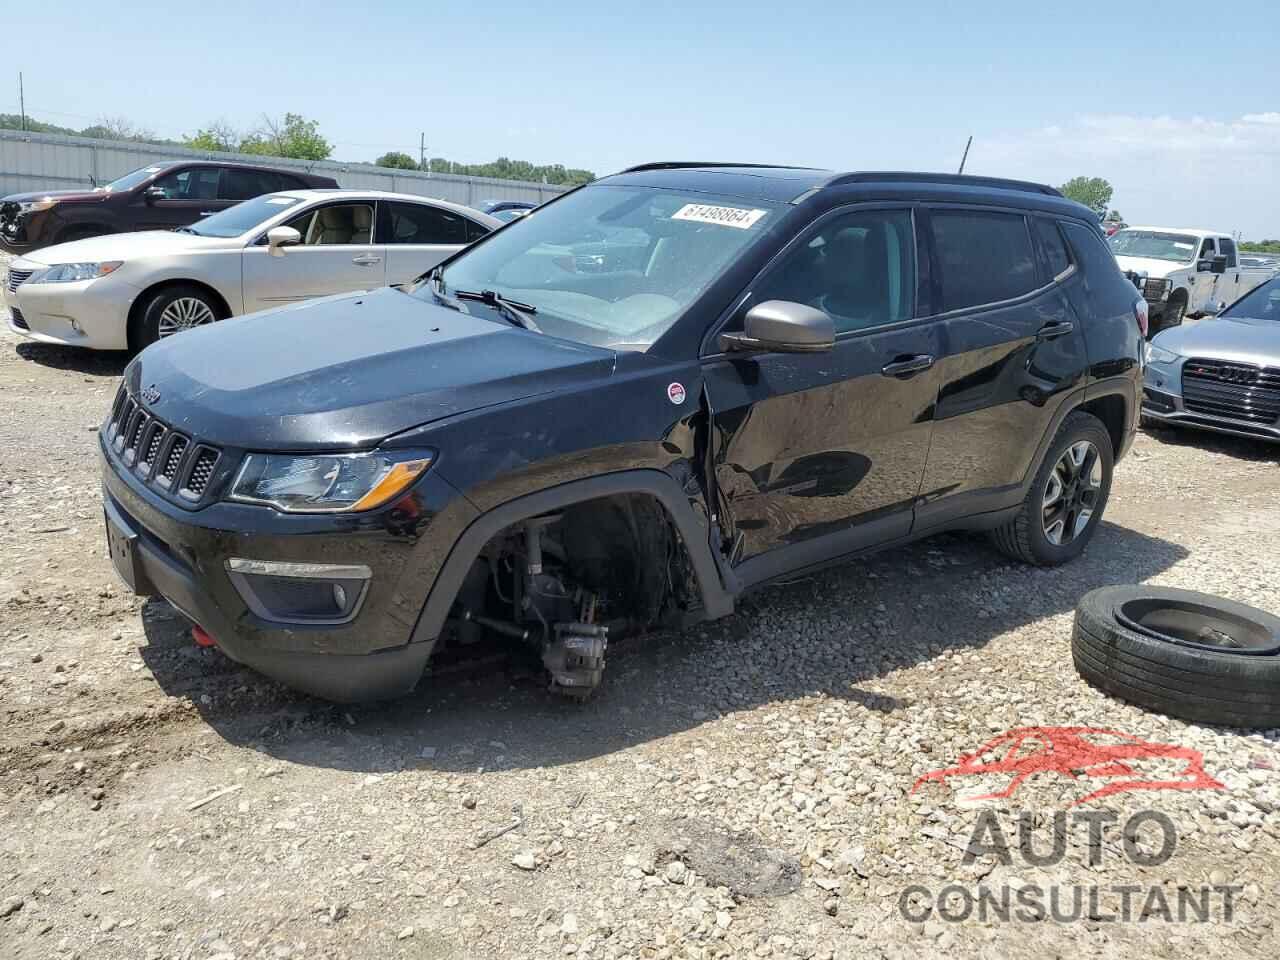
[930,210,1038,312]
[383,202,469,244]
[220,168,284,202]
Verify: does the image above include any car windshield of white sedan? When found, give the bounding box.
[1221,280,1280,322]
[1108,231,1198,262]
[187,195,305,237]
[426,185,781,350]
[100,165,164,193]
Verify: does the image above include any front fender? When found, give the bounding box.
[408,469,735,645]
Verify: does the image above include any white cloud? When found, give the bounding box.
[970,114,1280,237]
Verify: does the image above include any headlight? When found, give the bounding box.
[229,449,434,513]
[17,199,57,214]
[1146,343,1181,365]
[28,261,123,283]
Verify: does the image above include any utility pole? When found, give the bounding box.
[420,132,427,174]
[957,135,972,175]
[18,72,27,132]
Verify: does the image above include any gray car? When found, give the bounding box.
[1143,276,1280,442]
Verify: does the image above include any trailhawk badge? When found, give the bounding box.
[667,382,687,405]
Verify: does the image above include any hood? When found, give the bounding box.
[25,229,231,265]
[1113,255,1190,279]
[1,188,105,205]
[1153,315,1280,365]
[126,286,617,450]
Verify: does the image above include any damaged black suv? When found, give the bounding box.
[99,163,1144,702]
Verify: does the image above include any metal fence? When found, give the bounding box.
[0,129,569,208]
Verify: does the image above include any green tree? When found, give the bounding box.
[375,151,419,170]
[1059,176,1114,217]
[1241,240,1280,254]
[239,113,332,161]
[1105,210,1124,222]
[183,120,240,153]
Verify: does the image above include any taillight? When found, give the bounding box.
[1134,298,1149,338]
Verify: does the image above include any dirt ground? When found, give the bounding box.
[1,315,1278,960]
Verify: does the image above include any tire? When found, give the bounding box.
[990,411,1114,566]
[1073,585,1280,728]
[1159,294,1186,334]
[128,284,223,352]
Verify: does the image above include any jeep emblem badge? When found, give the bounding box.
[141,384,161,404]
[667,382,687,405]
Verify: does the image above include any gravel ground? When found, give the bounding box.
[1,306,1278,960]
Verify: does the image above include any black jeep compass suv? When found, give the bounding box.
[99,164,1145,701]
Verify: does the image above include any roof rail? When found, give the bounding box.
[617,161,824,174]
[823,171,1062,197]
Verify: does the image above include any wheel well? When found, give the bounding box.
[438,491,702,653]
[1081,393,1127,456]
[127,279,232,334]
[1168,287,1188,305]
[56,224,110,244]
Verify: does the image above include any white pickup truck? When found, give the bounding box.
[1108,226,1274,335]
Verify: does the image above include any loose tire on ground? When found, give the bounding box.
[1073,585,1280,728]
[129,284,223,353]
[990,411,1114,566]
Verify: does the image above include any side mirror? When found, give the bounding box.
[718,300,835,355]
[266,226,302,257]
[143,186,166,205]
[1210,254,1228,275]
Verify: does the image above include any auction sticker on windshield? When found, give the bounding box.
[671,203,767,230]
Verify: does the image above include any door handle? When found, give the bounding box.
[1035,320,1074,342]
[881,354,935,378]
[199,211,217,217]
[351,255,382,266]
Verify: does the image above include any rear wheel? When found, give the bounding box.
[990,411,1114,566]
[129,284,223,352]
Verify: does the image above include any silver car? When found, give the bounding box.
[1143,276,1280,442]
[3,190,500,351]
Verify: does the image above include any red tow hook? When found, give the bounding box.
[192,625,217,648]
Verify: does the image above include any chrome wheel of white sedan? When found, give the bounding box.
[158,297,217,337]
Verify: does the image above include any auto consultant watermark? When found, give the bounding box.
[900,726,1240,924]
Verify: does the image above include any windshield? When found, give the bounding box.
[101,165,166,193]
[1222,278,1280,322]
[186,195,305,237]
[417,184,781,351]
[1108,230,1198,263]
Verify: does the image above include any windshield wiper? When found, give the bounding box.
[426,271,466,313]
[454,288,541,332]
[174,226,199,235]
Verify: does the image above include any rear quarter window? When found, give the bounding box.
[930,210,1038,312]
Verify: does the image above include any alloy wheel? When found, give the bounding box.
[158,297,216,337]
[1041,440,1102,546]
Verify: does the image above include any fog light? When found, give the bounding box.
[225,558,371,625]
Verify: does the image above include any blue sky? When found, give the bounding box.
[6,0,1279,236]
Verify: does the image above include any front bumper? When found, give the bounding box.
[1142,361,1280,443]
[100,434,476,701]
[6,272,136,350]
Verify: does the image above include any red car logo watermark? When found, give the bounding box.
[911,726,1224,807]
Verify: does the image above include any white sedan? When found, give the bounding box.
[3,190,501,351]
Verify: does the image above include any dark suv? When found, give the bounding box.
[0,160,339,254]
[98,163,1144,702]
